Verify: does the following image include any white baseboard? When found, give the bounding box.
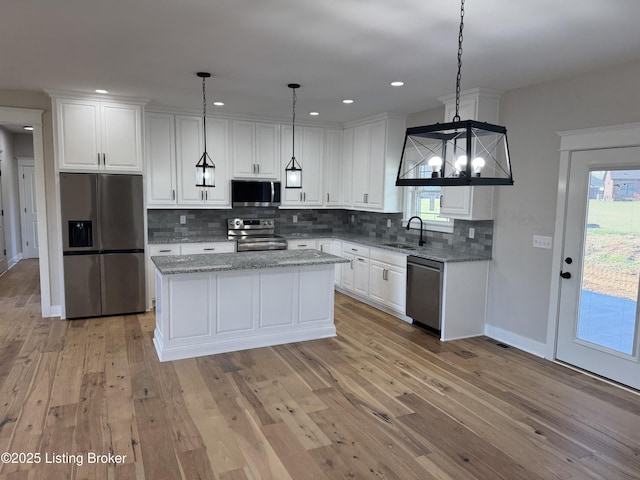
[7,253,23,269]
[484,324,547,358]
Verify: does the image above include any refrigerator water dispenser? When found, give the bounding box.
[68,220,93,248]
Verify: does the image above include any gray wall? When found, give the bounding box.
[408,58,640,348]
[12,132,34,157]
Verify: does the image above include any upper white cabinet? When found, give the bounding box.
[348,114,405,212]
[232,121,280,179]
[146,112,177,205]
[176,115,230,206]
[341,128,354,207]
[281,126,323,206]
[438,88,501,220]
[52,96,144,173]
[324,128,343,207]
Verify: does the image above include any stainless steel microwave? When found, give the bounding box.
[231,180,281,207]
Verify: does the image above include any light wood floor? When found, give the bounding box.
[1,259,639,479]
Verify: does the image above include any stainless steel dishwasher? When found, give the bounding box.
[406,256,444,333]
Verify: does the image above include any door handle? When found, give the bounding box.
[560,271,571,279]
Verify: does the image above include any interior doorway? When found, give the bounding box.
[0,106,51,317]
[18,160,39,259]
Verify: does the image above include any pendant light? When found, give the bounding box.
[395,0,513,187]
[195,71,215,188]
[285,83,302,189]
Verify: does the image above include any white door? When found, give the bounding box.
[19,165,39,259]
[556,146,640,389]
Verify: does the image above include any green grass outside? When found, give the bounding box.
[587,199,640,235]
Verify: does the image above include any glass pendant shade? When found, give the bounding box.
[195,71,215,188]
[285,83,302,189]
[396,120,513,187]
[285,157,302,188]
[196,152,215,187]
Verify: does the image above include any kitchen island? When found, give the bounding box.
[151,249,349,362]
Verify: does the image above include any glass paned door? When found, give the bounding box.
[556,149,640,389]
[576,170,640,355]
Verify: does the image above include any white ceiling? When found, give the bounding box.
[2,0,640,124]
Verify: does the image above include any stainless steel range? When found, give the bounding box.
[228,218,287,252]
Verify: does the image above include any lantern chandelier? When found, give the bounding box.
[285,83,302,189]
[395,0,514,187]
[195,71,215,188]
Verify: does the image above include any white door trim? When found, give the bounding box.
[0,107,52,317]
[547,122,640,360]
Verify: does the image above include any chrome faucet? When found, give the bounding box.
[406,216,425,246]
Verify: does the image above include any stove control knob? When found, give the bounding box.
[235,220,241,227]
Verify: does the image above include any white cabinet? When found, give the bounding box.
[324,129,343,206]
[147,244,181,307]
[368,248,407,314]
[348,114,405,212]
[281,126,324,206]
[353,256,370,296]
[340,251,355,291]
[341,127,354,207]
[287,239,318,250]
[148,241,236,307]
[342,241,370,296]
[438,88,500,220]
[176,115,230,207]
[232,121,280,178]
[180,242,236,255]
[53,97,144,172]
[146,112,177,205]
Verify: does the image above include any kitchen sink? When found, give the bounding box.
[381,242,417,250]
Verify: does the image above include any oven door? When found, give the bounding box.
[237,237,287,252]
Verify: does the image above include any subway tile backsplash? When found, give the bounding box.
[147,208,492,258]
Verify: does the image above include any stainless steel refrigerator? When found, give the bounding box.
[61,173,145,319]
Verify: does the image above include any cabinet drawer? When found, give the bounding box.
[370,247,407,267]
[287,239,318,250]
[180,242,236,255]
[149,245,180,256]
[342,241,370,258]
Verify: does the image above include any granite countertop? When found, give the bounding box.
[285,233,490,263]
[148,232,488,263]
[149,234,234,245]
[152,249,350,275]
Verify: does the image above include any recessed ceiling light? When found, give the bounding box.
[309,112,319,116]
[23,126,34,131]
[390,81,404,87]
[213,101,224,106]
[342,99,354,104]
[95,89,109,94]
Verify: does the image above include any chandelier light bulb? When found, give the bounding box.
[472,156,485,176]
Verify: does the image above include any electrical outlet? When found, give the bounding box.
[350,215,355,224]
[387,219,392,228]
[533,235,552,249]
[179,215,186,225]
[292,215,297,223]
[468,227,475,239]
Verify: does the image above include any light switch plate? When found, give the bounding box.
[292,215,297,223]
[533,235,552,249]
[179,215,186,225]
[387,219,392,228]
[468,227,475,239]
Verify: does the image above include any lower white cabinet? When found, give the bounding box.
[353,256,370,296]
[287,239,319,250]
[337,241,408,319]
[154,264,336,361]
[369,248,407,313]
[147,241,236,307]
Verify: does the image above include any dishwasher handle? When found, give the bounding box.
[407,255,443,271]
